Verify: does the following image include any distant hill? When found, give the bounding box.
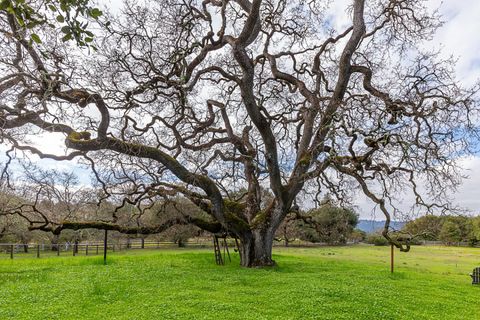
[357,220,405,233]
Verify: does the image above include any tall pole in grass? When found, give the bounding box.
[103,229,108,265]
[390,244,394,273]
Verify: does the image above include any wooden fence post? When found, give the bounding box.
[36,244,40,258]
[103,230,108,265]
[10,244,13,259]
[390,244,394,273]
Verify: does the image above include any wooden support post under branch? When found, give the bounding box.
[213,233,233,265]
[213,235,223,265]
[223,238,231,262]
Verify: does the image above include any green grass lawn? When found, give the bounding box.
[0,245,478,319]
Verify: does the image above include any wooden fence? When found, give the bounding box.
[0,238,368,260]
[0,240,213,260]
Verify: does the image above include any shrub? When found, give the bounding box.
[366,234,389,246]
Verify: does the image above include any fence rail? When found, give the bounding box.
[0,240,215,260]
[0,238,472,259]
[0,239,354,259]
[1,239,431,260]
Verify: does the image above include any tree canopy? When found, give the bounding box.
[279,201,358,245]
[0,0,478,266]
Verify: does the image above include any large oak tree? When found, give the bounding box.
[0,0,478,266]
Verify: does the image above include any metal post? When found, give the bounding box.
[103,229,108,265]
[390,244,394,273]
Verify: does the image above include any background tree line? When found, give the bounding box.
[0,170,361,247]
[400,215,480,246]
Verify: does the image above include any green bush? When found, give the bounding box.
[366,234,389,246]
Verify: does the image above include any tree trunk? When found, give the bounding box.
[177,238,185,247]
[51,234,59,251]
[283,225,289,247]
[238,229,275,267]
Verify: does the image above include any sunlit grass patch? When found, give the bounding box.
[0,245,478,319]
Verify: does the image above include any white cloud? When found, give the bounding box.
[102,0,123,13]
[453,156,480,214]
[29,132,67,156]
[428,0,480,85]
